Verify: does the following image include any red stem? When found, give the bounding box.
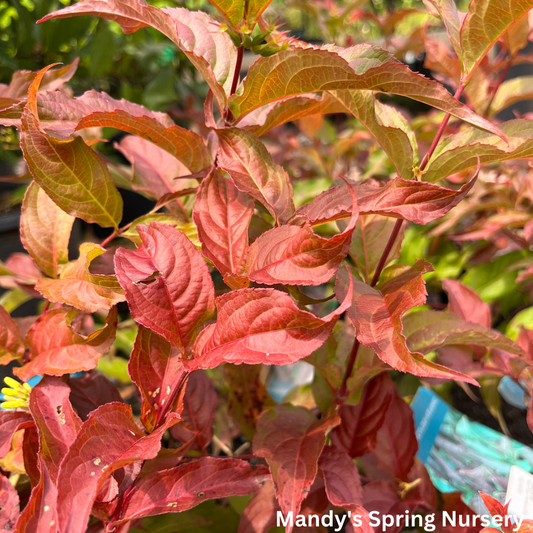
[100,230,118,248]
[225,46,244,121]
[419,84,465,171]
[337,83,466,400]
[154,370,189,428]
[230,46,244,96]
[370,217,404,287]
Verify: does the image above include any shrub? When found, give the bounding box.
[1,0,533,532]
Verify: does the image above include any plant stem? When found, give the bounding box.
[154,370,189,428]
[370,217,404,287]
[419,84,465,171]
[100,230,118,248]
[230,46,244,96]
[337,83,466,400]
[225,46,244,121]
[338,339,360,399]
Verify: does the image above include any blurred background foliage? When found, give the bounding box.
[0,0,433,167]
[1,0,435,106]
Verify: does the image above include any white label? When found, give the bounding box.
[505,466,533,520]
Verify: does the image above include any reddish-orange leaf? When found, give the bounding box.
[128,326,188,432]
[115,222,215,351]
[241,93,345,138]
[39,1,237,112]
[373,388,418,481]
[193,169,254,282]
[0,59,78,100]
[0,472,20,532]
[115,135,196,202]
[55,403,180,533]
[246,180,358,285]
[114,457,271,523]
[216,128,295,225]
[14,307,117,382]
[0,412,34,460]
[187,275,353,370]
[170,370,217,452]
[442,279,491,328]
[0,305,25,365]
[67,371,122,421]
[253,404,339,531]
[335,261,478,383]
[28,376,82,483]
[330,373,395,458]
[238,480,279,533]
[77,110,211,173]
[290,175,477,227]
[35,243,125,313]
[319,445,363,510]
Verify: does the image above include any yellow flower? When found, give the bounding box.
[0,377,31,411]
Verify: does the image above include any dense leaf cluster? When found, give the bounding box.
[1,0,533,532]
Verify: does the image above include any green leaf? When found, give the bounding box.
[229,46,504,138]
[246,0,274,25]
[96,354,131,384]
[207,0,244,29]
[0,289,31,314]
[20,67,123,228]
[461,251,527,302]
[331,90,418,179]
[506,307,533,340]
[480,375,510,435]
[460,0,533,82]
[425,120,533,183]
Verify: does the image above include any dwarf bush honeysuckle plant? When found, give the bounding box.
[3,0,533,531]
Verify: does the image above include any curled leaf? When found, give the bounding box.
[216,128,295,225]
[35,243,125,313]
[14,307,118,382]
[335,261,478,383]
[290,175,477,226]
